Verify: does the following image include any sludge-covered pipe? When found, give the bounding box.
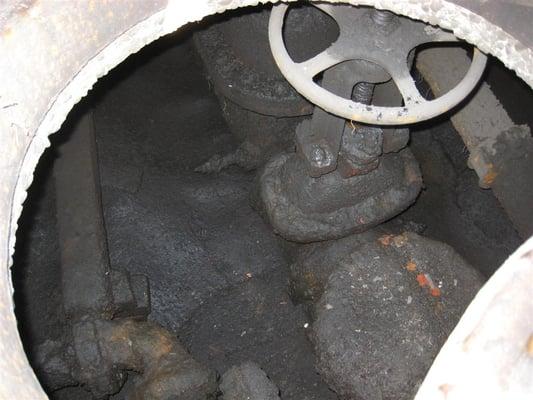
[34,109,216,399]
[35,318,218,399]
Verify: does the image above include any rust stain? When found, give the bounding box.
[2,26,12,38]
[109,324,130,343]
[110,322,174,359]
[521,249,533,260]
[527,334,533,356]
[482,163,498,186]
[393,233,408,247]
[378,234,393,246]
[151,331,174,358]
[405,261,417,272]
[416,273,429,287]
[439,383,453,398]
[416,273,442,298]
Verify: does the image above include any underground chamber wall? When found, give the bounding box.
[11,6,531,400]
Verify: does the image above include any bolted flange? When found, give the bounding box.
[256,147,422,243]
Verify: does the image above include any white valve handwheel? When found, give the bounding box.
[268,3,488,125]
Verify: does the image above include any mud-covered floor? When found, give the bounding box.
[12,29,524,400]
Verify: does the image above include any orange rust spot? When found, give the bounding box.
[483,164,498,186]
[378,234,393,246]
[416,274,429,287]
[393,233,408,247]
[405,261,416,272]
[430,287,441,297]
[527,334,533,356]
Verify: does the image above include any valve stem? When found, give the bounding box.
[353,82,374,105]
[372,9,395,26]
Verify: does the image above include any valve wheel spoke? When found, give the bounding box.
[389,64,426,105]
[298,42,349,78]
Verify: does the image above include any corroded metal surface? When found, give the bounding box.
[256,147,422,242]
[417,47,533,238]
[36,318,218,399]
